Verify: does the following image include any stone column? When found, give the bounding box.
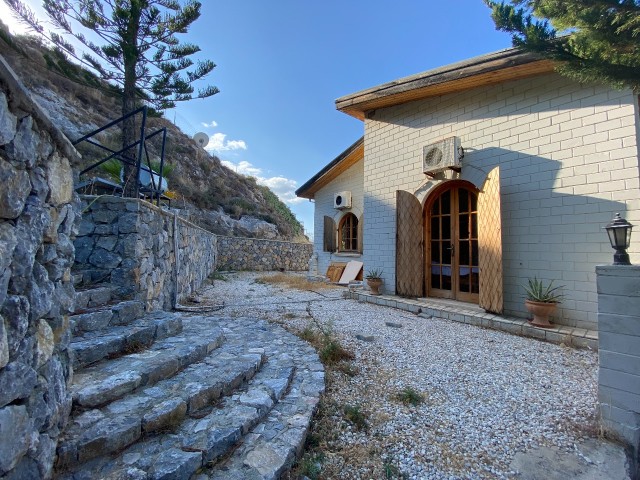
[596,264,640,478]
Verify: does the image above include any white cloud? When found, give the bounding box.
[221,160,262,177]
[201,120,218,128]
[206,132,247,153]
[221,160,304,205]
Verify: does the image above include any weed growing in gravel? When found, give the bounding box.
[297,452,324,479]
[395,387,425,406]
[343,404,368,430]
[207,269,227,282]
[383,459,404,479]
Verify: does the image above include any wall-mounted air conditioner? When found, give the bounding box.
[423,136,463,175]
[334,191,352,209]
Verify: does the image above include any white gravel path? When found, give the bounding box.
[198,272,600,480]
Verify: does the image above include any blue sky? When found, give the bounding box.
[1,1,514,238]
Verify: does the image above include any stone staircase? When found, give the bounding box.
[56,284,324,479]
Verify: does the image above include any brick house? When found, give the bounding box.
[296,48,640,330]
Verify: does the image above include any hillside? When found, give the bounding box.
[0,24,306,241]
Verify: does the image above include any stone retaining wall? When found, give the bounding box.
[596,265,640,479]
[75,197,217,311]
[0,56,77,479]
[216,236,313,272]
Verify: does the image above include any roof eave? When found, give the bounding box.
[336,48,555,120]
[295,137,364,199]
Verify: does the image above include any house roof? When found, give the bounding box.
[296,48,555,199]
[295,136,364,199]
[335,48,555,120]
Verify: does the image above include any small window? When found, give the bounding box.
[338,213,358,252]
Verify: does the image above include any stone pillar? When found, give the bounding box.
[596,264,640,478]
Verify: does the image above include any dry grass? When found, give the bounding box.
[255,274,335,290]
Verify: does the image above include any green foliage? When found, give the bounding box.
[485,0,640,90]
[383,461,403,479]
[99,159,122,181]
[343,404,367,430]
[298,453,324,480]
[524,277,564,303]
[365,268,383,279]
[4,0,219,109]
[395,387,425,406]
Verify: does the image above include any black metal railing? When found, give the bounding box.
[73,106,169,207]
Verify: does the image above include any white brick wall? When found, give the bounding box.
[360,73,639,330]
[313,159,364,275]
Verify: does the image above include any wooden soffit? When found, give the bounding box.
[336,49,555,120]
[296,137,364,199]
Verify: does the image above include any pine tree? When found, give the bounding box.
[4,0,219,195]
[485,0,640,91]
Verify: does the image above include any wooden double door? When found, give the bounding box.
[426,185,479,303]
[395,167,503,313]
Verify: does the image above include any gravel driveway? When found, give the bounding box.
[197,272,604,479]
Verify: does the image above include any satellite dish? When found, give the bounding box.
[193,132,209,148]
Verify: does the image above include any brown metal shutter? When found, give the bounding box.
[323,215,336,252]
[357,215,363,253]
[478,166,503,314]
[396,190,423,297]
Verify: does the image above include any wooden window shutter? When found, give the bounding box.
[478,166,504,314]
[323,215,336,252]
[357,215,363,253]
[396,190,423,297]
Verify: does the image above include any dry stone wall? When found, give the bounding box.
[74,197,217,311]
[216,236,313,272]
[0,56,77,479]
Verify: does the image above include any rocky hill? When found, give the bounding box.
[0,24,306,241]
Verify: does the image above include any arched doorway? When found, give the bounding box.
[424,181,480,303]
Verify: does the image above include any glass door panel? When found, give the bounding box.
[426,185,479,303]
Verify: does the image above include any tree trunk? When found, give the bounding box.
[121,3,142,198]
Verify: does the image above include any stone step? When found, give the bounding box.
[73,286,113,313]
[70,311,182,368]
[56,316,326,480]
[56,342,268,471]
[202,341,325,480]
[71,321,226,408]
[58,354,295,480]
[70,299,145,335]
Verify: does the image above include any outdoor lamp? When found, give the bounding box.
[604,213,633,265]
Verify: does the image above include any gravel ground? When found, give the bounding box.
[196,271,599,480]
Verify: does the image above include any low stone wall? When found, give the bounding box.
[75,197,217,311]
[0,56,77,479]
[216,236,313,272]
[596,265,640,479]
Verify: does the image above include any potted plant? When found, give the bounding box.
[365,269,384,295]
[524,277,564,328]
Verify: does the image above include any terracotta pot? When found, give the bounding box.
[367,278,383,295]
[524,299,558,328]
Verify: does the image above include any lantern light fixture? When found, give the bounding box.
[604,213,633,265]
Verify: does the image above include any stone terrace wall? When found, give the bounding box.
[217,236,313,272]
[0,56,78,479]
[75,197,217,311]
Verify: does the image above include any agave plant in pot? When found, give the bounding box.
[524,277,564,328]
[365,269,384,295]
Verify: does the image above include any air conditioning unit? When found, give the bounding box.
[423,136,463,175]
[334,191,352,209]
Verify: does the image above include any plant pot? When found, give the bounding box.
[367,278,383,295]
[525,300,558,328]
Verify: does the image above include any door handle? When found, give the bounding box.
[447,244,455,254]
